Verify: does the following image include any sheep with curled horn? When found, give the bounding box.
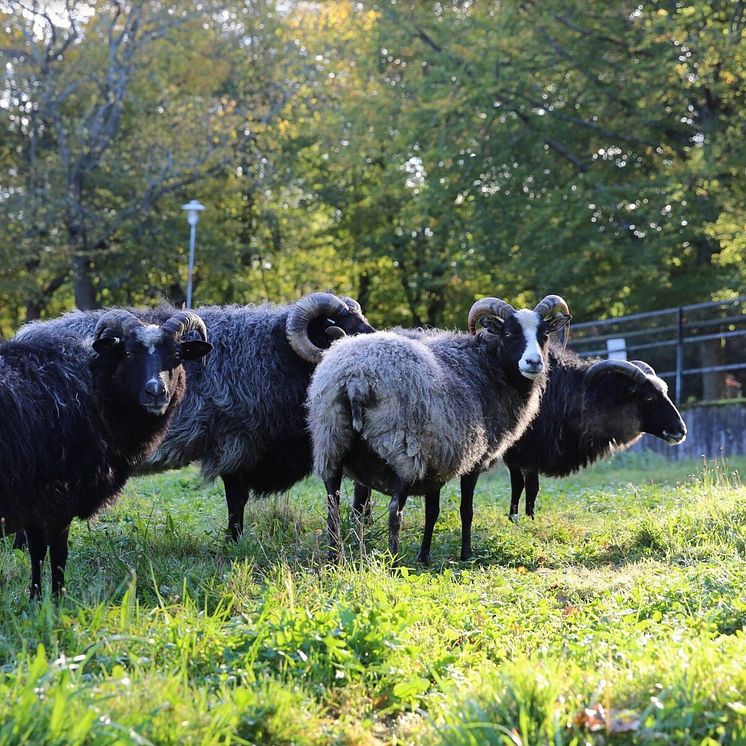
[1,309,211,597]
[484,354,686,526]
[307,294,571,563]
[16,293,374,541]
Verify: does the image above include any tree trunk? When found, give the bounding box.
[25,299,42,322]
[357,271,370,313]
[72,253,99,309]
[700,337,726,401]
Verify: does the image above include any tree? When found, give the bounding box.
[288,0,745,325]
[1,1,245,314]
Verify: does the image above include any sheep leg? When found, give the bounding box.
[416,490,440,566]
[26,526,47,600]
[13,530,28,551]
[351,483,372,523]
[460,470,479,560]
[49,524,70,597]
[388,478,409,559]
[222,472,249,542]
[524,471,540,519]
[324,471,344,559]
[508,467,525,522]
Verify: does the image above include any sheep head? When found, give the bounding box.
[286,292,375,364]
[468,295,571,381]
[585,358,687,445]
[92,309,212,416]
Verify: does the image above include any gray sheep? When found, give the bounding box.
[306,295,571,561]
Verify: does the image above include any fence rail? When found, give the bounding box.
[568,297,746,405]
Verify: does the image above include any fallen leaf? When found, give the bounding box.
[575,702,641,734]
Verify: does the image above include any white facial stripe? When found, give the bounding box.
[515,310,543,374]
[136,325,163,354]
[146,371,168,387]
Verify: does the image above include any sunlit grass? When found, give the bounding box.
[1,454,745,744]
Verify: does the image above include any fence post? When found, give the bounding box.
[675,306,684,405]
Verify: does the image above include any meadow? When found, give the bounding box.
[1,453,745,745]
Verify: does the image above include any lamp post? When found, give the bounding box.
[181,200,206,309]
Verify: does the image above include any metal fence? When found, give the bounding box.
[568,297,746,406]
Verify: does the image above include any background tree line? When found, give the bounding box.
[1,0,744,336]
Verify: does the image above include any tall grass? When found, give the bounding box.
[0,455,744,744]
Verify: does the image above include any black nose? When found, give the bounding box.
[521,356,544,373]
[663,424,687,443]
[144,379,165,398]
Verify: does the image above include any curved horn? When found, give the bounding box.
[533,294,570,319]
[94,309,144,341]
[160,310,208,341]
[467,297,515,335]
[587,358,648,384]
[630,360,656,377]
[286,292,349,363]
[340,296,362,314]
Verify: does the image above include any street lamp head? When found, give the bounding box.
[182,199,206,227]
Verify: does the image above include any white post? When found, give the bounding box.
[607,338,627,360]
[181,200,206,309]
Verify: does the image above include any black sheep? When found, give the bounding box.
[456,353,687,559]
[0,310,211,597]
[17,293,375,540]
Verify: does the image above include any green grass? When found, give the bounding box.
[1,453,746,744]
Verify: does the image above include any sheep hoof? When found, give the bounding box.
[509,513,520,523]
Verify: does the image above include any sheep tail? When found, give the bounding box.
[346,377,371,434]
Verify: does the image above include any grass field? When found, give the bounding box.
[1,452,746,745]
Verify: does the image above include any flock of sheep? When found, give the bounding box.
[1,291,687,597]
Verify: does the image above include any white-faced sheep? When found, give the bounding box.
[306,295,571,561]
[1,310,212,597]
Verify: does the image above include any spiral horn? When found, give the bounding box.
[94,309,144,343]
[467,297,516,335]
[286,292,350,363]
[160,310,209,341]
[587,358,648,384]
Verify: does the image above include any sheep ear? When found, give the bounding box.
[179,340,213,361]
[325,325,346,340]
[546,313,571,332]
[92,336,121,354]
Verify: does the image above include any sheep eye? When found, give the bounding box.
[124,350,134,359]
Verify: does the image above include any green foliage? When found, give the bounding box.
[2,1,744,331]
[0,456,745,742]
